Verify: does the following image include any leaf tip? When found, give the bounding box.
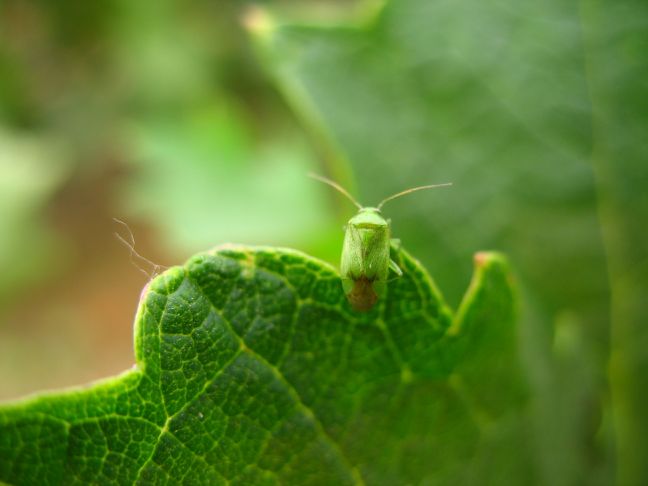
[473,251,507,269]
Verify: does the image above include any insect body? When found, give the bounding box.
[311,174,451,311]
[340,206,396,311]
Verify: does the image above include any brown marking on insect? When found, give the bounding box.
[347,276,378,312]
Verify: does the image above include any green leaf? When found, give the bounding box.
[0,246,520,485]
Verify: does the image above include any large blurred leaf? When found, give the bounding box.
[249,0,608,317]
[249,1,612,484]
[0,246,522,484]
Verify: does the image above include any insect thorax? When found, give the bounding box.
[341,209,391,282]
[348,207,388,227]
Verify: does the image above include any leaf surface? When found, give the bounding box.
[0,246,520,485]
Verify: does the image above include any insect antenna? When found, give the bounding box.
[377,183,452,210]
[308,172,363,210]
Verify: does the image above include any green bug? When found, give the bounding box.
[311,173,452,311]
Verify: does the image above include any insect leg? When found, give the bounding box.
[388,258,403,278]
[387,238,403,279]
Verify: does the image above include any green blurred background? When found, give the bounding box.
[0,0,646,484]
